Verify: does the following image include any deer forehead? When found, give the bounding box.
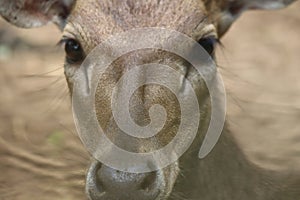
[63,0,215,52]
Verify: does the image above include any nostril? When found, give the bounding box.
[95,176,106,192]
[140,172,157,191]
[86,162,107,199]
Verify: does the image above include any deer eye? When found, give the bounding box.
[64,39,84,64]
[198,37,217,56]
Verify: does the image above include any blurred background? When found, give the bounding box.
[0,2,299,199]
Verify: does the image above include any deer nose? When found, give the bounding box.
[86,162,160,200]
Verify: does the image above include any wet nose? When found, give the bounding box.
[86,162,160,200]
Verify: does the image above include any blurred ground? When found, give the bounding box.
[0,20,88,200]
[0,2,299,200]
[221,3,300,172]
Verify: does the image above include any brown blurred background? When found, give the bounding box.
[0,2,299,199]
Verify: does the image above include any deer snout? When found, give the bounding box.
[86,161,162,200]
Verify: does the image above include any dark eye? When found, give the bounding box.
[198,37,217,56]
[64,39,84,64]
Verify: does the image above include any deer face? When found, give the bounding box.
[64,2,216,199]
[0,0,296,199]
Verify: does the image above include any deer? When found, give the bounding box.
[0,0,299,200]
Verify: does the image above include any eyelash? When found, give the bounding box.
[198,37,219,56]
[59,38,85,64]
